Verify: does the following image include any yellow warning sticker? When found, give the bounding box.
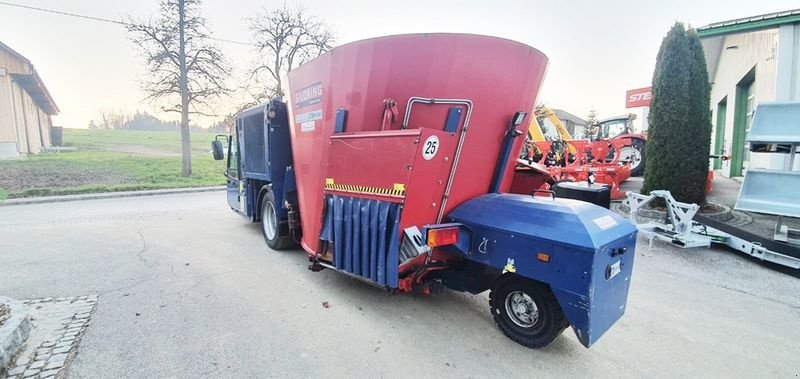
[503,258,517,273]
[324,179,406,197]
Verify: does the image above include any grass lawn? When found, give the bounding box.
[0,129,227,199]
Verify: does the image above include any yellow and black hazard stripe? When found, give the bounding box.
[325,178,405,197]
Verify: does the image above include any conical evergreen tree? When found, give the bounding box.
[642,23,712,204]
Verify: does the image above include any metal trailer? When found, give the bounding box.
[626,191,800,270]
[213,34,638,348]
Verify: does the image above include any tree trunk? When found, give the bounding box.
[178,0,191,177]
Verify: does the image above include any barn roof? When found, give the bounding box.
[0,41,59,115]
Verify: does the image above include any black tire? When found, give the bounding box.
[629,138,646,177]
[489,275,568,348]
[261,190,294,250]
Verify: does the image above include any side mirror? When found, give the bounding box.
[211,140,225,160]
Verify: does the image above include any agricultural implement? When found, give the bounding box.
[624,102,800,267]
[513,108,632,200]
[626,191,800,270]
[213,34,637,348]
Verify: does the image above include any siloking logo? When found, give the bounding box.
[294,82,323,109]
[625,87,652,108]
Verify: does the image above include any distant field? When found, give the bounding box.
[0,129,227,199]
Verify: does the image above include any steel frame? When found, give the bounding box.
[626,191,800,269]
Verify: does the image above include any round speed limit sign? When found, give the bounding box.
[422,135,439,160]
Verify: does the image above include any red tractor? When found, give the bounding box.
[592,115,647,177]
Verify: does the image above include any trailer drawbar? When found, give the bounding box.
[211,34,638,348]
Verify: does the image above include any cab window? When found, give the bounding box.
[601,120,627,139]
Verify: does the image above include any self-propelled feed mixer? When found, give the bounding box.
[213,34,637,348]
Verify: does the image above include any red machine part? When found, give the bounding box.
[324,127,458,231]
[516,136,634,200]
[286,34,548,256]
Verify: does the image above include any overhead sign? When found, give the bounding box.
[626,87,652,108]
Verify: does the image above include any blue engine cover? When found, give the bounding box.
[446,193,637,347]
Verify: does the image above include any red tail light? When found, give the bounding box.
[427,227,459,247]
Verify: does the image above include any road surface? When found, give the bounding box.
[1,192,798,378]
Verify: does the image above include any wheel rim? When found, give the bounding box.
[505,291,539,328]
[263,201,277,240]
[620,146,642,170]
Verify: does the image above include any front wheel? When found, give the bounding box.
[261,190,295,250]
[489,275,568,348]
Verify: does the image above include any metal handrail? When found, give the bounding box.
[401,96,474,223]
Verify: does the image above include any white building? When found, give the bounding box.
[699,9,800,177]
[0,41,59,158]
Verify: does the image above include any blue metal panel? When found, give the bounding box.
[234,100,294,220]
[319,195,401,288]
[445,193,637,347]
[444,107,462,133]
[359,201,370,276]
[332,197,344,270]
[343,198,353,272]
[352,200,361,276]
[376,202,387,285]
[320,196,333,242]
[265,100,293,218]
[489,124,521,193]
[282,166,298,211]
[386,204,400,288]
[335,108,347,133]
[448,194,635,250]
[368,201,379,282]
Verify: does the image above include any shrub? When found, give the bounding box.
[642,23,712,204]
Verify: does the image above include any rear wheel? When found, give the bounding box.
[489,275,568,348]
[261,190,294,250]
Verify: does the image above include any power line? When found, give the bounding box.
[0,1,126,25]
[0,1,254,46]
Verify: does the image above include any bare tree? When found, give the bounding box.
[98,109,129,130]
[248,5,334,100]
[127,0,229,176]
[99,110,110,130]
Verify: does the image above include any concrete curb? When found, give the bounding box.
[0,297,30,369]
[0,186,225,207]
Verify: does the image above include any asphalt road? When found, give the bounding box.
[1,192,799,378]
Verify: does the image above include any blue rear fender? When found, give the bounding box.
[445,193,637,347]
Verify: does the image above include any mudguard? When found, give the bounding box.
[445,193,637,347]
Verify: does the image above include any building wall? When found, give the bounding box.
[0,68,17,154]
[710,30,779,177]
[0,47,51,156]
[776,24,800,170]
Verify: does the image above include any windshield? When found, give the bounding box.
[599,119,628,139]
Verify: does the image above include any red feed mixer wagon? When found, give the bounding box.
[212,34,638,348]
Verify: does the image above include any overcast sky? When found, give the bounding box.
[1,0,797,128]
